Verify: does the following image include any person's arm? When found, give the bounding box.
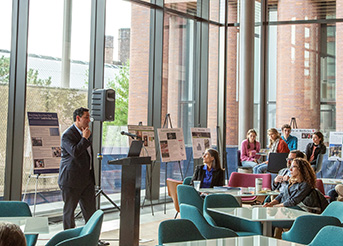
[305,143,311,161]
[291,136,298,151]
[283,182,312,207]
[263,199,280,207]
[61,132,91,158]
[190,166,202,186]
[211,169,225,187]
[240,140,251,162]
[320,144,327,154]
[278,140,290,153]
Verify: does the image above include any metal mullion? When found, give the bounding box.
[88,0,106,205]
[5,0,30,200]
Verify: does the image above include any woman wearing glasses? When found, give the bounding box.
[264,158,316,207]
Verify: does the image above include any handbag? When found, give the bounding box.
[297,188,328,214]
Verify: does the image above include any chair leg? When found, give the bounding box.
[174,212,178,219]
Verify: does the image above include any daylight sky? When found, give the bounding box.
[0,0,131,61]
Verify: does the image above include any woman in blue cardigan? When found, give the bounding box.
[191,148,225,188]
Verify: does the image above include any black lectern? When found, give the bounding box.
[108,156,151,246]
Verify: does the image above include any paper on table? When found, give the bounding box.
[24,217,49,234]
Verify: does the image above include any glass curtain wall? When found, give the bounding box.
[267,0,339,143]
[101,0,150,197]
[0,1,11,197]
[161,12,196,182]
[22,0,91,206]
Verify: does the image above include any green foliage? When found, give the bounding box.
[0,55,52,87]
[0,56,10,82]
[106,61,129,126]
[102,61,130,147]
[27,69,52,86]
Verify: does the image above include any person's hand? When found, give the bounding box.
[263,202,272,207]
[82,127,91,139]
[282,175,290,182]
[274,175,283,183]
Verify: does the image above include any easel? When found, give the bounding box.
[22,169,59,216]
[290,117,298,129]
[137,121,155,216]
[162,114,184,214]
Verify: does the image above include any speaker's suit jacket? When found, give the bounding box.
[58,124,95,189]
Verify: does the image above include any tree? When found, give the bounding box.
[0,56,10,82]
[106,61,129,126]
[102,61,130,147]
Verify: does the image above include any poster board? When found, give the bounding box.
[127,125,156,161]
[190,128,211,159]
[277,128,315,152]
[291,129,315,152]
[28,112,60,174]
[329,132,343,161]
[157,128,187,162]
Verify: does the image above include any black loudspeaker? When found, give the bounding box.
[91,89,115,121]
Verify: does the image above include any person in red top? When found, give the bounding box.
[253,128,289,173]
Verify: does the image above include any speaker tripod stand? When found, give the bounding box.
[75,153,120,219]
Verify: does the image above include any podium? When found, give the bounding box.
[108,156,151,246]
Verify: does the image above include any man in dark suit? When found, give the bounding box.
[58,107,96,230]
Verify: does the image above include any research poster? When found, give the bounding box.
[28,112,61,174]
[157,128,187,162]
[329,132,343,161]
[128,125,156,161]
[277,128,315,152]
[191,128,211,159]
[291,129,315,152]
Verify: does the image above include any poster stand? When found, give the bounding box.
[136,122,155,216]
[22,169,58,216]
[162,114,184,214]
[290,117,298,129]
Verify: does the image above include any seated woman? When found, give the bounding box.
[263,158,316,207]
[240,129,261,168]
[305,131,326,170]
[253,128,289,173]
[191,148,224,188]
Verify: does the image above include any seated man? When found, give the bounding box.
[273,150,305,193]
[281,124,298,151]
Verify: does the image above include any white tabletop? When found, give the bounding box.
[163,235,305,245]
[0,217,49,234]
[199,188,279,197]
[319,178,343,185]
[208,206,315,222]
[208,207,317,236]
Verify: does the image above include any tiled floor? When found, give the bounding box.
[36,202,176,246]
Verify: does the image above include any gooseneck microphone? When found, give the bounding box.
[121,131,139,139]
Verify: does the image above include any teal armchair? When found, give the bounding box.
[158,219,204,245]
[180,204,238,239]
[45,210,104,246]
[177,184,203,212]
[309,225,343,246]
[0,201,38,246]
[282,215,341,244]
[203,193,262,236]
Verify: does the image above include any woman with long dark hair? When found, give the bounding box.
[264,158,316,207]
[305,131,326,169]
[191,148,225,188]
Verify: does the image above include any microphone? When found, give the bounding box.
[121,131,139,139]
